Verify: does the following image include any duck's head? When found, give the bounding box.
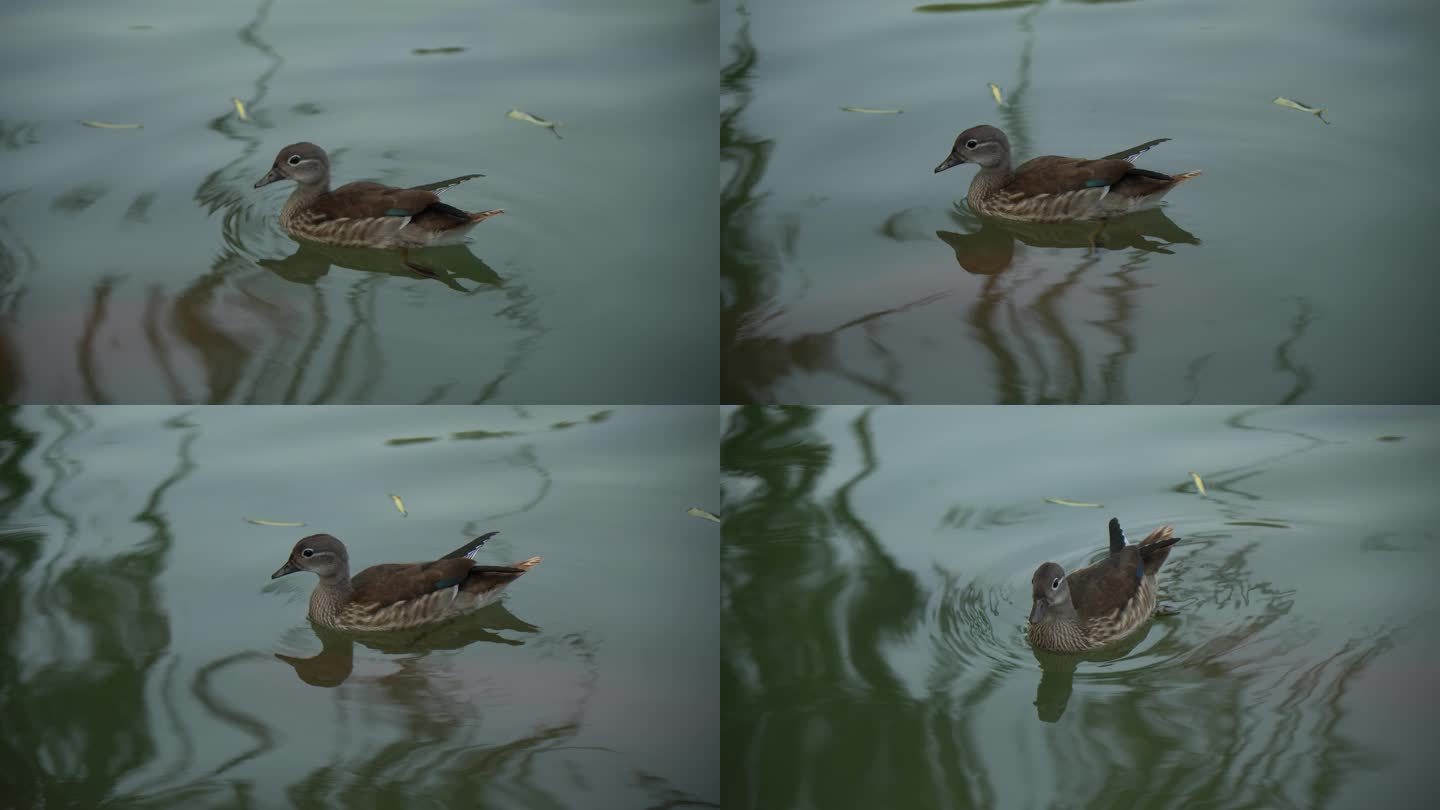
[935,124,1010,173]
[272,533,349,579]
[255,142,330,189]
[1029,561,1071,624]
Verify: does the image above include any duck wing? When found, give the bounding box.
[1063,547,1147,623]
[411,173,484,195]
[1099,138,1170,162]
[1008,156,1161,196]
[349,557,479,605]
[441,531,499,560]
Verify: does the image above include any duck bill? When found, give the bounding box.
[254,166,284,188]
[1028,600,1045,624]
[934,154,966,174]
[271,559,301,579]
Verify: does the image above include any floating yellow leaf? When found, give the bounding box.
[245,517,306,527]
[390,494,407,517]
[840,106,903,114]
[1044,498,1103,508]
[232,97,248,121]
[1272,96,1329,124]
[507,109,562,138]
[1190,472,1207,497]
[686,507,721,523]
[80,120,142,129]
[988,82,1004,106]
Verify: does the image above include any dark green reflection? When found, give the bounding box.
[721,406,1409,808]
[0,408,197,808]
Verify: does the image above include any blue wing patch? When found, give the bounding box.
[384,208,411,217]
[433,577,462,590]
[1135,557,1144,582]
[1084,178,1110,188]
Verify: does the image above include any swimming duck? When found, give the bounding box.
[935,125,1199,222]
[1027,518,1181,653]
[271,531,540,632]
[254,142,503,269]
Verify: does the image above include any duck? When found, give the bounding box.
[1027,518,1181,653]
[253,142,503,272]
[935,125,1199,222]
[270,531,540,632]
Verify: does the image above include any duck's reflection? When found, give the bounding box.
[259,241,503,292]
[275,603,541,687]
[1030,622,1152,723]
[937,207,1201,276]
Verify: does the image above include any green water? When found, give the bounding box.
[0,0,717,403]
[0,406,719,808]
[722,405,1440,808]
[722,0,1440,404]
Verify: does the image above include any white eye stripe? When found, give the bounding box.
[287,155,302,165]
[965,139,978,149]
[1051,577,1061,590]
[302,548,314,557]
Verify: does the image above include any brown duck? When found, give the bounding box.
[1027,518,1180,653]
[271,531,541,632]
[254,142,503,272]
[935,125,1200,222]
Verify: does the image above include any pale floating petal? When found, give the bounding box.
[686,507,722,523]
[245,517,306,527]
[1189,472,1207,497]
[988,82,1004,106]
[507,109,561,139]
[390,494,408,516]
[232,97,248,121]
[1272,96,1329,124]
[1044,498,1103,508]
[80,120,142,129]
[840,106,903,114]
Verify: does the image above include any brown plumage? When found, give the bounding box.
[934,125,1200,222]
[254,142,503,251]
[1027,518,1181,653]
[270,532,541,632]
[1001,156,1176,198]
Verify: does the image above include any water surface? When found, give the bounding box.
[1,0,716,403]
[721,0,1440,403]
[722,405,1439,808]
[0,405,719,808]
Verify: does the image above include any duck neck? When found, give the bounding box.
[1043,597,1079,624]
[967,160,1014,210]
[308,568,353,624]
[1032,614,1089,652]
[281,180,329,222]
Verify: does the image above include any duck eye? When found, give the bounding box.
[302,548,314,558]
[965,139,978,149]
[287,155,301,166]
[1051,577,1061,590]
